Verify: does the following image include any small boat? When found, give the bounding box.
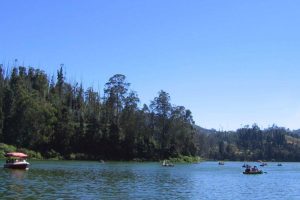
[162,160,174,167]
[4,152,29,170]
[277,163,282,166]
[260,163,267,167]
[243,165,263,175]
[258,160,267,167]
[218,161,224,165]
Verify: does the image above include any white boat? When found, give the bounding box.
[4,152,30,170]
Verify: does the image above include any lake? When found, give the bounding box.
[0,161,299,199]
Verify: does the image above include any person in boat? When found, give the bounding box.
[245,165,251,173]
[251,166,258,172]
[243,164,250,168]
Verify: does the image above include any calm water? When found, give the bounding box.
[0,161,299,199]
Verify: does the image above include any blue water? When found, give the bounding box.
[0,161,299,199]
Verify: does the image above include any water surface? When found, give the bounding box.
[0,161,299,199]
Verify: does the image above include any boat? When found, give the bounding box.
[162,160,174,167]
[4,152,29,170]
[277,163,282,166]
[258,160,267,167]
[243,165,263,175]
[260,163,267,167]
[218,161,224,165]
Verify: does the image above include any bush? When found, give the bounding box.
[17,148,43,160]
[0,143,17,158]
[169,155,202,163]
[44,149,62,160]
[67,153,89,160]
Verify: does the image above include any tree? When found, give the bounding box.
[150,90,172,158]
[103,74,130,159]
[120,91,140,159]
[104,74,130,125]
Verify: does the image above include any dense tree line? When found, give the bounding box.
[0,65,198,160]
[197,124,300,161]
[1,65,300,161]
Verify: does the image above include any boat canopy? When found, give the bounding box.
[5,152,28,158]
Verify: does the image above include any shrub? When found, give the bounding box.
[169,155,202,163]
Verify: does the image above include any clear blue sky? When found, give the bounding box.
[1,0,300,130]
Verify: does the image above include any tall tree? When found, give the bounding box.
[103,74,130,159]
[150,90,172,158]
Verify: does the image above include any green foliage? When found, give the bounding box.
[67,153,90,160]
[169,155,202,163]
[0,65,198,161]
[0,64,299,162]
[44,149,63,160]
[195,124,300,161]
[0,143,42,159]
[17,148,43,160]
[0,143,17,158]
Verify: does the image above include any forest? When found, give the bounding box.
[0,65,300,161]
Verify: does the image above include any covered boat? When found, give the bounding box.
[4,152,29,170]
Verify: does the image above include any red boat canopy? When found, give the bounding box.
[5,152,28,158]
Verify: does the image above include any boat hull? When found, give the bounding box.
[4,163,29,170]
[243,171,263,175]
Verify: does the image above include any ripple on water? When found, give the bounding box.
[1,161,300,199]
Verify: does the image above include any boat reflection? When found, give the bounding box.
[7,169,27,180]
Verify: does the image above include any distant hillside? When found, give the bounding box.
[193,124,300,161]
